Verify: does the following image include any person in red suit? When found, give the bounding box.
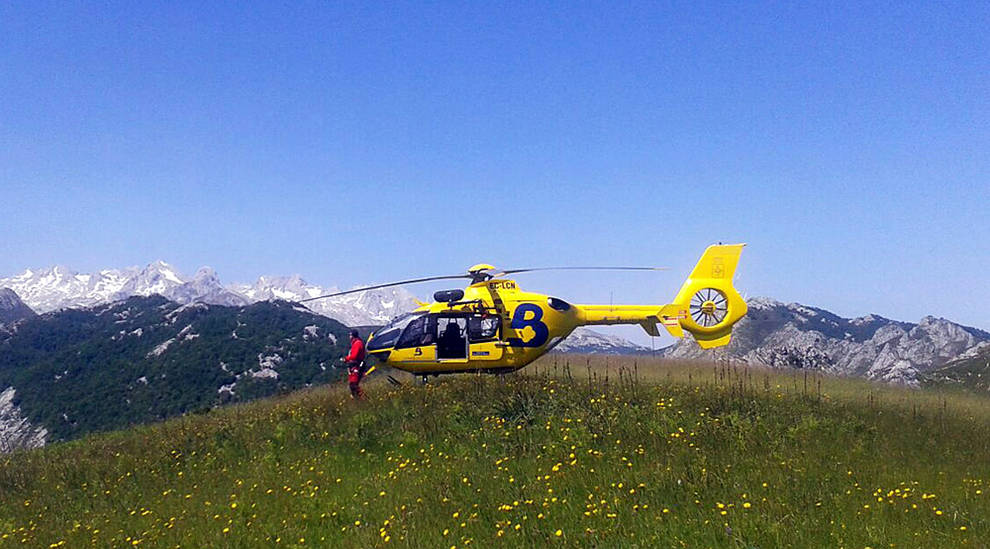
[343,329,367,399]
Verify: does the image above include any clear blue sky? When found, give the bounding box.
[1,2,988,340]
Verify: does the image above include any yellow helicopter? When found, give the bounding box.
[301,244,747,380]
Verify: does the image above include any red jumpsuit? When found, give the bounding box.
[345,336,367,399]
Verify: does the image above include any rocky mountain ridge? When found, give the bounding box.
[0,387,48,453]
[555,327,651,355]
[0,288,37,326]
[663,297,990,386]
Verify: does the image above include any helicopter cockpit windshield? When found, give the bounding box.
[367,312,423,351]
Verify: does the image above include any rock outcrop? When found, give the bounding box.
[0,288,36,326]
[663,298,989,386]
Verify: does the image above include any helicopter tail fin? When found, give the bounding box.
[664,244,747,349]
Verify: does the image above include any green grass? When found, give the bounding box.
[1,356,988,548]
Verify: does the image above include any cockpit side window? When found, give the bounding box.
[396,315,437,349]
[368,312,422,351]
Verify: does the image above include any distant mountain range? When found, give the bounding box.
[0,262,420,326]
[4,261,989,389]
[663,297,990,387]
[229,274,419,327]
[555,327,650,355]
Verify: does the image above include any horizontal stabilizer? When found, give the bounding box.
[659,304,687,338]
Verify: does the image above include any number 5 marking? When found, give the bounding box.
[508,304,549,348]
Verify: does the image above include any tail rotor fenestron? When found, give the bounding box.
[689,288,729,327]
[666,244,748,349]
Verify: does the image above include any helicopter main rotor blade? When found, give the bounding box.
[300,266,669,303]
[497,266,669,276]
[299,274,473,303]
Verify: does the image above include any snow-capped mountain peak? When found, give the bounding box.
[114,261,187,299]
[155,261,185,284]
[234,275,417,326]
[0,265,132,312]
[232,275,330,303]
[0,262,421,327]
[747,296,783,310]
[192,267,220,284]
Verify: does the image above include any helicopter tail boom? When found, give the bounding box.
[574,244,747,350]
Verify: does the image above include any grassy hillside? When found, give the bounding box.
[1,357,988,548]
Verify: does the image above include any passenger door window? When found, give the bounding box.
[437,316,468,359]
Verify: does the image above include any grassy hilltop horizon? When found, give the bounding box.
[1,356,988,548]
